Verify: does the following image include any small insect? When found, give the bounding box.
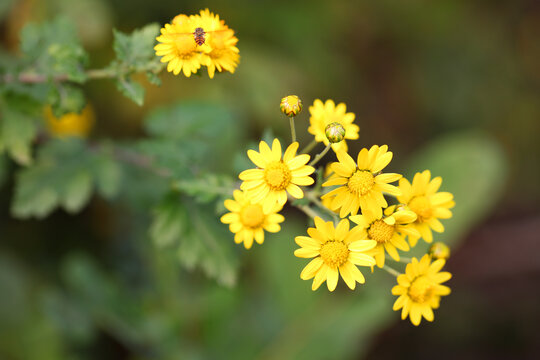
[169,27,234,47]
[193,27,206,46]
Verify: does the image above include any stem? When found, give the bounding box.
[300,139,317,154]
[289,116,296,143]
[305,192,338,220]
[382,265,401,277]
[385,255,413,264]
[308,143,331,167]
[296,205,322,220]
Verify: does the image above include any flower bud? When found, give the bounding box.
[325,122,345,143]
[280,95,302,117]
[428,242,450,260]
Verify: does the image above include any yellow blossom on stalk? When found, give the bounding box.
[194,9,239,78]
[350,205,419,268]
[155,14,207,76]
[397,170,455,247]
[239,139,315,213]
[321,145,402,218]
[220,190,284,249]
[45,105,94,138]
[428,242,451,260]
[308,99,359,152]
[392,254,452,326]
[295,217,376,291]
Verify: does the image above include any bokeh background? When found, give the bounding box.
[1,0,539,359]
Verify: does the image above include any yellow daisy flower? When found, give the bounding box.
[308,99,359,153]
[350,205,419,268]
[220,190,284,249]
[392,254,452,326]
[321,163,338,212]
[155,15,208,77]
[397,170,455,247]
[239,139,315,213]
[321,145,402,218]
[194,9,240,78]
[295,217,376,291]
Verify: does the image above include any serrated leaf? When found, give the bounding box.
[62,171,92,213]
[0,96,39,165]
[115,77,144,106]
[49,83,86,117]
[150,194,238,286]
[20,17,88,83]
[112,24,159,69]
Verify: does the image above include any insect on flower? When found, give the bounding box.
[169,27,234,47]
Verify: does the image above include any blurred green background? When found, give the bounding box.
[1,0,539,359]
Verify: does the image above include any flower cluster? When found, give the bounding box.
[221,95,455,326]
[155,9,239,78]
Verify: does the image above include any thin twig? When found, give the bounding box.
[382,265,401,277]
[308,143,331,167]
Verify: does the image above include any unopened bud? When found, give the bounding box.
[280,95,302,117]
[325,122,345,143]
[428,242,450,260]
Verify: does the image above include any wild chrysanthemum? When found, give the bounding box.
[195,9,239,78]
[308,99,359,153]
[321,145,402,218]
[350,205,419,268]
[392,254,451,326]
[295,217,376,291]
[220,190,284,249]
[239,139,315,213]
[397,170,455,247]
[155,15,207,76]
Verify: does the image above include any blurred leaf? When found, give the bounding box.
[405,132,508,255]
[172,173,234,204]
[49,83,86,117]
[112,24,159,69]
[11,139,123,218]
[0,0,15,21]
[115,76,145,106]
[20,17,88,83]
[0,96,38,165]
[139,101,243,176]
[150,194,239,287]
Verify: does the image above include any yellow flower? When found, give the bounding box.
[239,139,315,213]
[308,99,359,153]
[321,145,402,218]
[295,217,376,291]
[220,190,284,249]
[155,14,208,77]
[397,170,455,247]
[45,105,94,138]
[280,95,302,117]
[194,9,239,78]
[350,205,419,268]
[428,242,451,260]
[321,164,339,213]
[392,254,451,326]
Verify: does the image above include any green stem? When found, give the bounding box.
[300,139,318,154]
[289,116,297,143]
[385,255,413,264]
[382,265,401,277]
[305,192,338,220]
[308,143,331,167]
[296,205,322,220]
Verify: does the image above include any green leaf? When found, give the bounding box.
[150,194,239,286]
[48,83,86,117]
[115,76,144,106]
[0,95,39,165]
[20,17,88,83]
[11,139,124,218]
[112,24,160,69]
[172,173,234,204]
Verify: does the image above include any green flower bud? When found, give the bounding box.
[325,122,345,143]
[280,95,302,117]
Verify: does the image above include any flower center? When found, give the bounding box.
[264,161,292,190]
[239,204,265,228]
[347,170,375,196]
[408,276,434,303]
[319,241,349,267]
[368,220,395,243]
[408,196,433,222]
